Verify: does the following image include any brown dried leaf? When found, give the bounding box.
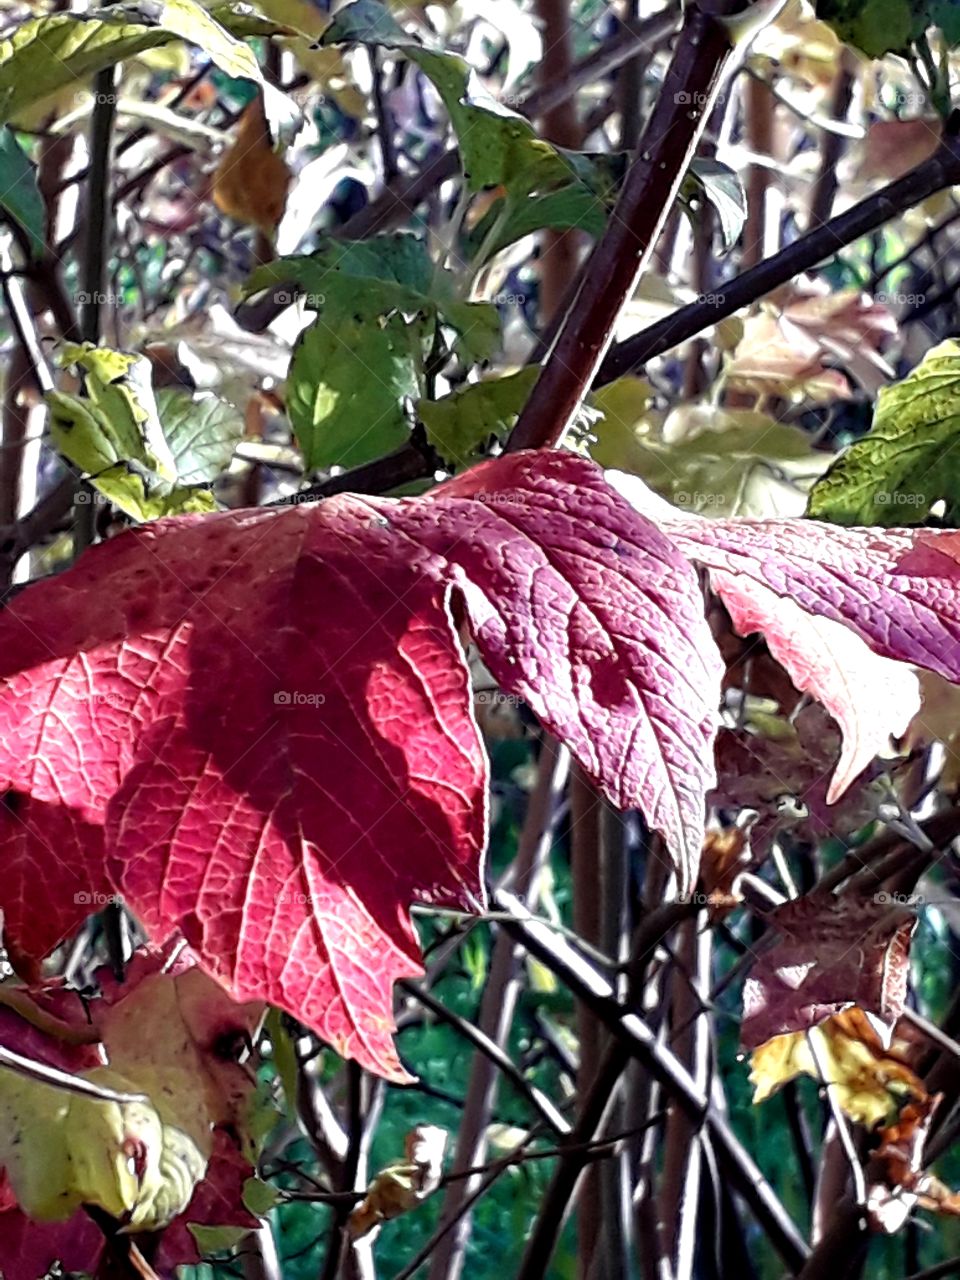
[699,826,750,915]
[741,891,917,1051]
[213,96,292,236]
[347,1126,447,1241]
[856,119,942,185]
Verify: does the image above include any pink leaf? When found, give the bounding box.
[610,472,960,801]
[651,517,960,681]
[711,571,919,802]
[0,452,719,1078]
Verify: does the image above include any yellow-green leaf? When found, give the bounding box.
[0,2,287,124]
[417,368,538,466]
[808,339,960,526]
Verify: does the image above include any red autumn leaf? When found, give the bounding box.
[0,1186,105,1280]
[0,451,720,1079]
[741,891,916,1051]
[610,473,960,802]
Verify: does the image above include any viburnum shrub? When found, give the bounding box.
[3,0,960,1276]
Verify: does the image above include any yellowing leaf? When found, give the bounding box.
[0,2,288,125]
[251,0,352,95]
[47,343,229,520]
[750,1008,925,1127]
[213,97,293,236]
[591,392,827,519]
[587,376,661,470]
[0,952,262,1233]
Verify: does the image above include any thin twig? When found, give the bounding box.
[400,980,570,1137]
[598,117,960,385]
[0,1044,145,1104]
[494,890,810,1272]
[424,738,569,1280]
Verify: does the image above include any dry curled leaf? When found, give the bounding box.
[724,284,896,400]
[866,1094,960,1231]
[750,1007,926,1127]
[213,96,293,235]
[698,825,751,914]
[348,1125,447,1240]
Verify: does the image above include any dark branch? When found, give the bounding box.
[506,0,746,453]
[597,113,960,386]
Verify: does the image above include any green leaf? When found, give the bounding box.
[465,185,610,262]
[46,344,221,520]
[417,368,539,466]
[932,0,960,44]
[0,2,288,124]
[188,1222,250,1256]
[807,339,960,526]
[321,0,577,195]
[814,0,936,56]
[264,1008,299,1116]
[157,387,243,484]
[0,127,44,258]
[247,233,500,363]
[318,0,411,45]
[682,159,747,254]
[242,1176,282,1216]
[287,313,424,470]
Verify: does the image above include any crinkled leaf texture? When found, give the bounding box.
[609,472,960,804]
[0,452,720,1080]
